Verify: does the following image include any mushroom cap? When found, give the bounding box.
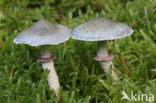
[72,17,133,41]
[14,20,71,46]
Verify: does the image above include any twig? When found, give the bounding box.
[55,17,64,21]
[99,3,105,10]
[131,21,137,28]
[118,54,132,77]
[54,94,62,103]
[120,18,123,21]
[144,7,149,22]
[63,42,66,48]
[122,0,127,4]
[10,67,15,79]
[59,96,62,103]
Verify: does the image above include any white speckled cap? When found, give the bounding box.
[14,20,71,46]
[72,17,133,41]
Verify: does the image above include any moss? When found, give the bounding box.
[0,0,156,102]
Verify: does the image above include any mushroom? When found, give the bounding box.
[71,17,133,81]
[14,20,71,95]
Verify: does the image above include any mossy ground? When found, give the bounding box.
[0,0,156,103]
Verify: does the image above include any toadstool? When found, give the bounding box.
[71,17,133,81]
[14,19,71,95]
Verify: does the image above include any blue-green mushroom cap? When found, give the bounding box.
[72,17,133,41]
[14,20,71,46]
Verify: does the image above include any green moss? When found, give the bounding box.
[0,0,156,102]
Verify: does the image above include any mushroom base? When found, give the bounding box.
[96,41,119,81]
[42,61,60,95]
[40,46,60,95]
[100,60,119,81]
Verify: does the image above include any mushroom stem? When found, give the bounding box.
[97,41,119,81]
[97,41,108,57]
[40,45,60,95]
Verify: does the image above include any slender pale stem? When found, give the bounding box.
[41,46,51,58]
[40,45,60,95]
[97,41,108,57]
[97,41,119,81]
